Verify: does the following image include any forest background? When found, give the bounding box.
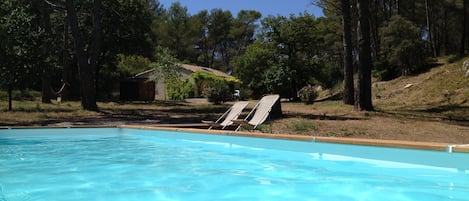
[0,0,468,111]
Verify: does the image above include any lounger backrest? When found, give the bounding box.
[248,95,280,126]
[220,101,249,126]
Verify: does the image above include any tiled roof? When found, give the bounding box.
[133,64,233,79]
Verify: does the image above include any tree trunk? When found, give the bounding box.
[461,0,468,55]
[395,0,401,15]
[38,0,54,103]
[41,78,54,103]
[62,13,71,100]
[342,0,355,105]
[90,0,103,102]
[443,9,449,55]
[66,0,99,111]
[425,0,436,57]
[7,84,12,111]
[357,0,374,111]
[370,0,381,62]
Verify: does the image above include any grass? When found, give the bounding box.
[285,119,317,135]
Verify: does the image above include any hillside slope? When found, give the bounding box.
[373,57,469,122]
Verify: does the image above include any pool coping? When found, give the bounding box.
[1,125,468,153]
[118,125,469,153]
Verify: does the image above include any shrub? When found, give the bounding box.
[166,78,194,101]
[203,80,231,104]
[446,54,460,63]
[298,85,318,104]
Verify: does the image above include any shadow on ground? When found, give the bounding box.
[375,104,469,127]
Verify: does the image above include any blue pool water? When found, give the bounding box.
[1,128,468,201]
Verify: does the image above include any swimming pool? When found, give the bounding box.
[1,127,468,201]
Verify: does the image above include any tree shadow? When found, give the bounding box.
[1,103,229,127]
[285,113,364,121]
[376,104,469,127]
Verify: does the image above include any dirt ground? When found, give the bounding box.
[2,99,468,144]
[273,102,469,144]
[2,58,469,144]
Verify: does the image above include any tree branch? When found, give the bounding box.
[43,0,66,11]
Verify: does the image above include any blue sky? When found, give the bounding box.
[158,0,323,18]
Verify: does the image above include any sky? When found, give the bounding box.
[158,0,323,18]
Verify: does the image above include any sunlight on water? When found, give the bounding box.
[0,128,468,201]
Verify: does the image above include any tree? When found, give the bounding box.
[461,0,468,55]
[356,0,374,111]
[65,0,102,111]
[260,14,323,98]
[233,41,277,98]
[230,10,262,59]
[235,14,337,99]
[156,2,192,60]
[35,0,56,103]
[207,9,233,69]
[380,15,425,77]
[91,0,159,100]
[341,0,355,105]
[149,48,184,100]
[192,10,211,66]
[116,54,152,78]
[0,1,43,110]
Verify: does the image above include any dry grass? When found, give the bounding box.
[1,98,467,144]
[271,101,469,144]
[1,57,469,144]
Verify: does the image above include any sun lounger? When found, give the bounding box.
[202,101,250,129]
[232,94,280,131]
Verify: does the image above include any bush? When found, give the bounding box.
[446,54,460,63]
[298,85,318,104]
[203,80,231,104]
[166,78,194,101]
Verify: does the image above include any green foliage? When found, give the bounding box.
[166,77,194,101]
[203,80,232,104]
[101,0,157,58]
[263,64,293,96]
[0,1,43,89]
[446,54,461,63]
[3,0,467,106]
[153,2,194,61]
[154,4,261,70]
[149,47,183,82]
[233,41,276,98]
[0,90,41,101]
[236,14,336,99]
[298,85,319,104]
[379,15,426,77]
[190,69,236,103]
[190,71,239,84]
[116,54,152,77]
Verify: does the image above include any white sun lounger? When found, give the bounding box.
[202,101,250,129]
[232,94,280,131]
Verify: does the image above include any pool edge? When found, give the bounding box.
[2,125,468,153]
[118,125,469,153]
